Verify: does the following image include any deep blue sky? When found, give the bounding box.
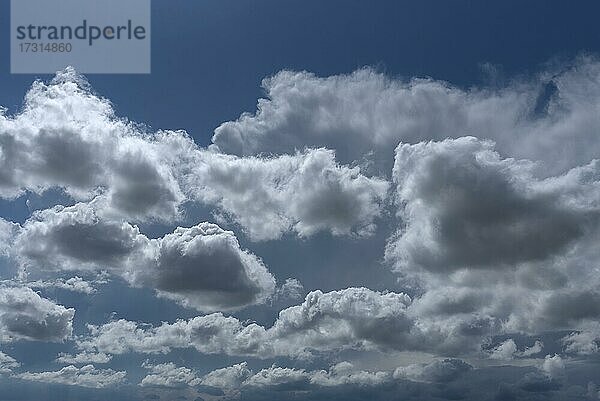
[2,0,600,146]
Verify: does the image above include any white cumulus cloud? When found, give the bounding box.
[14,364,126,388]
[0,285,74,343]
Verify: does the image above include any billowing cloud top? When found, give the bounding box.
[0,68,388,239]
[211,59,600,174]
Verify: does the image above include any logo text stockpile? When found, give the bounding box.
[11,0,151,74]
[15,20,147,46]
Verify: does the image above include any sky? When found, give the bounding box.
[1,1,600,400]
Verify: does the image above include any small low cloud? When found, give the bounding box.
[28,275,106,294]
[0,285,74,343]
[0,352,20,374]
[393,359,473,383]
[14,364,126,388]
[56,351,112,365]
[140,361,202,388]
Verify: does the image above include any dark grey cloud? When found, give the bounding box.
[11,203,276,312]
[387,136,597,272]
[127,223,276,311]
[542,291,600,327]
[518,372,562,393]
[0,285,74,342]
[15,203,144,272]
[382,136,600,346]
[105,150,184,222]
